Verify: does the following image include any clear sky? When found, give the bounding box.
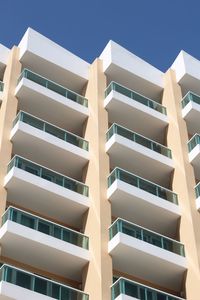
[1,0,200,71]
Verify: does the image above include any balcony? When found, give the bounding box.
[0,264,89,300]
[109,219,187,292]
[188,134,200,178]
[15,69,89,134]
[104,82,168,143]
[0,207,89,280]
[106,123,173,186]
[11,111,89,178]
[0,81,4,102]
[4,156,89,227]
[172,50,200,97]
[111,277,184,300]
[108,168,180,236]
[182,91,200,135]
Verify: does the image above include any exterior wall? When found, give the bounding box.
[82,59,113,299]
[162,69,200,299]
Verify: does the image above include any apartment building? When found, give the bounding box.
[0,27,199,300]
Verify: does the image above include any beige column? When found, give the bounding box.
[162,69,200,299]
[0,47,21,218]
[82,59,112,300]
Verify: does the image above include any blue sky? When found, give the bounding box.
[1,0,200,71]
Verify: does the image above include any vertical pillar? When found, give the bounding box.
[0,47,21,218]
[82,59,112,300]
[162,69,200,298]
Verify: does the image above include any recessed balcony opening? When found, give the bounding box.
[0,207,89,281]
[15,69,89,135]
[182,91,200,136]
[104,82,168,143]
[106,123,173,187]
[107,168,180,237]
[109,218,187,292]
[11,111,89,180]
[4,156,89,227]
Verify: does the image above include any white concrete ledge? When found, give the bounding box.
[0,281,52,300]
[11,121,89,178]
[100,40,163,99]
[106,133,173,186]
[172,50,200,96]
[18,28,89,92]
[104,90,168,143]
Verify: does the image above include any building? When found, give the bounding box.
[0,27,199,300]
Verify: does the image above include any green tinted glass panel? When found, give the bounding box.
[108,168,178,204]
[105,82,167,115]
[53,226,62,239]
[34,277,48,295]
[106,124,172,158]
[16,271,31,289]
[52,283,60,298]
[125,281,138,297]
[109,219,185,256]
[188,134,200,152]
[7,156,89,197]
[2,207,89,250]
[38,220,51,235]
[0,265,89,299]
[13,111,89,151]
[18,69,88,107]
[21,214,35,229]
[195,182,200,198]
[0,81,4,92]
[182,91,200,108]
[111,278,184,300]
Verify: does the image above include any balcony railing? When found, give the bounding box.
[108,168,178,204]
[7,155,89,197]
[0,81,4,92]
[0,264,89,299]
[2,206,89,249]
[111,277,184,300]
[17,69,88,107]
[195,182,200,198]
[107,123,172,158]
[181,91,200,109]
[105,81,167,115]
[13,111,89,151]
[109,218,185,256]
[188,134,200,152]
